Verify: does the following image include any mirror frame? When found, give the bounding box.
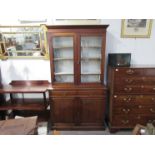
[0,25,49,60]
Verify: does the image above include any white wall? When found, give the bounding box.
[102,19,155,65]
[1,19,155,85]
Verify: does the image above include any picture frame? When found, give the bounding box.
[121,19,153,38]
[0,25,49,59]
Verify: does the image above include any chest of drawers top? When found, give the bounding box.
[113,67,155,77]
[109,67,155,94]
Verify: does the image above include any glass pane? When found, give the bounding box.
[53,37,73,48]
[81,60,101,74]
[55,75,73,83]
[53,36,74,83]
[81,36,102,83]
[81,75,100,83]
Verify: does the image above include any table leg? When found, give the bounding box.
[43,92,47,109]
[10,93,14,104]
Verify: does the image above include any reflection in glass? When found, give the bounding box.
[0,26,48,58]
[53,36,74,83]
[81,36,102,83]
[81,75,100,83]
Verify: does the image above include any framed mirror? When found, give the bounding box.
[0,25,49,59]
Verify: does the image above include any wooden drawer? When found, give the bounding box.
[114,68,144,77]
[113,105,155,115]
[114,85,155,94]
[114,77,155,85]
[51,90,106,97]
[111,115,136,127]
[111,115,155,128]
[77,90,105,96]
[51,91,77,97]
[112,95,155,106]
[114,68,155,78]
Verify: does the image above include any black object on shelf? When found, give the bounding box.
[108,53,131,67]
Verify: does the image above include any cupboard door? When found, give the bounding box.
[52,36,75,83]
[80,98,105,124]
[52,98,75,123]
[80,36,103,83]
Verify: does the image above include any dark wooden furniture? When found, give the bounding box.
[108,66,155,132]
[0,68,5,119]
[47,25,108,130]
[0,80,51,120]
[0,116,38,135]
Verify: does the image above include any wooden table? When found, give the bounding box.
[0,80,52,111]
[0,116,38,135]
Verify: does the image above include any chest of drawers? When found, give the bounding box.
[108,67,155,132]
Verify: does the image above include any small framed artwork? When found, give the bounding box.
[121,19,153,38]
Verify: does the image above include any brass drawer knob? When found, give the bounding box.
[114,95,117,98]
[152,98,155,102]
[124,87,132,92]
[138,105,142,108]
[126,69,135,75]
[148,120,155,123]
[123,97,131,102]
[125,79,133,83]
[150,108,155,113]
[153,88,155,90]
[122,108,130,113]
[137,116,141,119]
[121,120,129,124]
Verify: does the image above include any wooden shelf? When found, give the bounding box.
[81,57,101,60]
[54,58,73,61]
[0,99,48,111]
[54,72,73,75]
[53,46,73,49]
[81,73,101,75]
[81,46,101,48]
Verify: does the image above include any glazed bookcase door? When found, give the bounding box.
[80,36,102,83]
[52,36,75,83]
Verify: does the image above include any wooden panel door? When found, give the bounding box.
[80,98,105,126]
[52,98,76,124]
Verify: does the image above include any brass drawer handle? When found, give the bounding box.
[122,108,130,113]
[126,69,135,75]
[150,108,155,113]
[138,105,142,109]
[121,120,129,124]
[148,120,155,123]
[152,98,155,102]
[124,87,132,92]
[137,116,141,119]
[114,95,117,98]
[123,97,132,102]
[153,88,155,91]
[125,79,133,83]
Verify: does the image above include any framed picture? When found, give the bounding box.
[0,25,49,59]
[121,19,153,38]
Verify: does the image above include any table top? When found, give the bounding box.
[0,84,53,93]
[0,116,38,135]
